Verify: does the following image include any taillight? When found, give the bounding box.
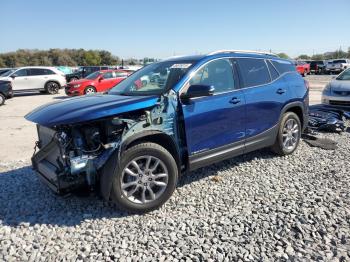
[304,80,309,89]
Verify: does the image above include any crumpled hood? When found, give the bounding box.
[330,80,350,91]
[25,94,159,127]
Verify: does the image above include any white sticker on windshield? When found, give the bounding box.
[170,63,192,69]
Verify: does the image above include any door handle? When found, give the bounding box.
[276,88,286,94]
[229,97,241,104]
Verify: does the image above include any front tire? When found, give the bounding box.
[45,81,60,94]
[84,86,96,95]
[271,112,301,156]
[110,142,178,213]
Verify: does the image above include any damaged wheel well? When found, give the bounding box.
[123,133,182,170]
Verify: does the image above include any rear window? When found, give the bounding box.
[271,60,296,74]
[236,58,271,88]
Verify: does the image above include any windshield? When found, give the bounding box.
[1,69,15,77]
[109,60,195,96]
[336,69,350,80]
[85,71,101,80]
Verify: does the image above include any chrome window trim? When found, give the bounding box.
[179,56,296,96]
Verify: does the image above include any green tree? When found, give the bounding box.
[83,50,101,65]
[277,53,290,59]
[0,56,5,67]
[297,54,310,60]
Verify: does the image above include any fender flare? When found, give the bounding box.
[279,101,307,129]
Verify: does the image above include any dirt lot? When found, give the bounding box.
[0,75,331,165]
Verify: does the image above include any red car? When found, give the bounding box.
[65,70,129,96]
[295,61,310,77]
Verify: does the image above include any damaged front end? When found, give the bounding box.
[28,93,182,198]
[32,116,125,194]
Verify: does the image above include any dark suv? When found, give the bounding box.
[26,50,309,212]
[0,80,13,105]
[66,66,109,82]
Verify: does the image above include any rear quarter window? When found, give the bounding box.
[236,58,271,88]
[266,60,280,81]
[271,60,296,74]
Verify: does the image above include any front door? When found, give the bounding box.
[11,68,29,90]
[181,58,246,164]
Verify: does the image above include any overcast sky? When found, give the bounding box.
[1,0,349,58]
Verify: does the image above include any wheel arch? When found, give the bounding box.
[121,130,182,169]
[280,102,306,130]
[99,130,182,202]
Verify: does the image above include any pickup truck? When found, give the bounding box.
[310,60,327,74]
[325,59,350,74]
[295,61,310,77]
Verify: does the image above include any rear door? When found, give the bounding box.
[181,58,246,164]
[235,58,289,140]
[27,68,48,89]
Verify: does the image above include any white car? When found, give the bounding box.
[0,67,66,94]
[325,59,350,74]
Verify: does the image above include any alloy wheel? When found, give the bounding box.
[85,87,96,94]
[282,119,300,151]
[47,82,59,94]
[121,156,169,204]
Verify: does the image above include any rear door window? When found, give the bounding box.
[236,58,271,88]
[28,68,54,76]
[271,60,296,74]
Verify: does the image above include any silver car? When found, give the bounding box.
[322,68,350,106]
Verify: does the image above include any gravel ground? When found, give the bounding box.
[1,131,350,261]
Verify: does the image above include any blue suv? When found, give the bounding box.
[26,50,309,212]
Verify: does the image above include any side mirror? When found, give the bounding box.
[332,76,336,79]
[10,75,16,79]
[181,85,215,100]
[99,76,104,82]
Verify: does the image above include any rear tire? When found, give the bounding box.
[45,81,60,95]
[271,112,301,156]
[0,93,5,106]
[110,142,178,213]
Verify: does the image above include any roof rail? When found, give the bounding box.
[208,49,279,57]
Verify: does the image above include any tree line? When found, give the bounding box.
[277,47,350,61]
[1,48,350,68]
[0,49,127,68]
